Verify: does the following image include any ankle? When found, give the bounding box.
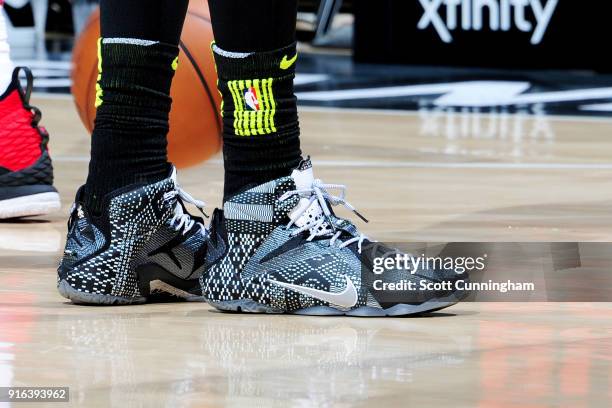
[214,42,302,199]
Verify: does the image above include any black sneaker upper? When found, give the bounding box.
[58,169,209,299]
[201,158,468,312]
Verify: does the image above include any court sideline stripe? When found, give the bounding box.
[29,93,612,124]
[52,156,612,169]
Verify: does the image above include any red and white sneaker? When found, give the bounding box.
[0,67,60,219]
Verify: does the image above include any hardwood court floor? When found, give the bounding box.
[0,96,611,407]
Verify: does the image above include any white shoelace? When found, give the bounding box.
[279,179,369,253]
[163,188,208,237]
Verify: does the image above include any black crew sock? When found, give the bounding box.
[213,42,302,201]
[208,0,302,201]
[83,0,189,214]
[84,39,179,213]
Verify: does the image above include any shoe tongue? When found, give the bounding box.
[290,157,314,191]
[288,157,331,233]
[169,165,178,185]
[167,165,185,216]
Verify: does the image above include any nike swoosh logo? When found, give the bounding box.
[269,276,358,308]
[280,53,298,70]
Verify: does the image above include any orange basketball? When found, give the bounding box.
[71,0,221,168]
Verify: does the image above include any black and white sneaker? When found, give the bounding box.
[57,166,210,305]
[201,157,468,316]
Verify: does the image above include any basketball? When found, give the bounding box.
[70,0,221,168]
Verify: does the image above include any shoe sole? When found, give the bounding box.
[206,291,467,317]
[0,192,61,219]
[58,280,146,305]
[57,279,205,305]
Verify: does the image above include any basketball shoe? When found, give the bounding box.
[0,67,60,219]
[57,166,212,305]
[201,157,468,316]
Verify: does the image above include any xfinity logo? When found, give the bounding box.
[418,0,559,45]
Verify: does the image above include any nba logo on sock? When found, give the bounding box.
[244,87,261,111]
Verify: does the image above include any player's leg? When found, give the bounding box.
[58,0,209,305]
[201,0,467,316]
[84,0,189,213]
[0,0,60,219]
[208,0,302,200]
